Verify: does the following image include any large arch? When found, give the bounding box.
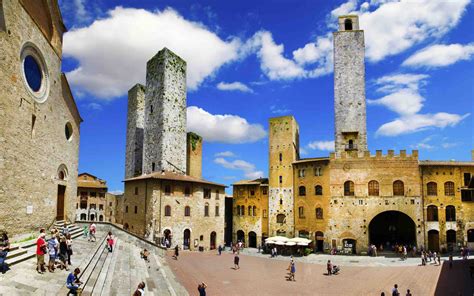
[236,230,245,243]
[368,211,416,248]
[248,231,257,248]
[210,231,217,250]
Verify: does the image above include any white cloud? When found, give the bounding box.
[214,151,236,157]
[441,142,460,149]
[63,7,241,99]
[214,157,264,179]
[376,113,469,136]
[109,190,124,195]
[73,0,91,23]
[359,0,470,62]
[308,140,335,151]
[403,43,474,68]
[331,0,357,19]
[216,82,253,93]
[87,102,102,110]
[270,105,291,115]
[371,73,469,136]
[186,106,267,143]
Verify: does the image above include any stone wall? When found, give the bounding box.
[125,84,145,179]
[186,132,202,179]
[333,17,367,155]
[0,0,80,238]
[143,48,187,175]
[268,116,299,237]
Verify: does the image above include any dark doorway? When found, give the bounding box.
[344,18,353,30]
[90,214,95,221]
[446,230,456,252]
[248,231,257,248]
[99,215,103,222]
[236,230,245,243]
[184,229,191,250]
[163,229,172,247]
[315,231,324,252]
[56,185,66,220]
[428,230,439,252]
[369,211,416,248]
[210,231,216,250]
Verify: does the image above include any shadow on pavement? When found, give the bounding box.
[434,259,473,296]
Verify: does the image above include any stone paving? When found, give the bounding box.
[0,228,186,295]
[166,249,474,296]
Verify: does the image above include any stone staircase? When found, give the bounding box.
[5,220,84,267]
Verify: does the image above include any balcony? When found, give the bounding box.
[344,144,358,151]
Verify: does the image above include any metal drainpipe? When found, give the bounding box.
[144,179,148,237]
[421,167,426,249]
[159,180,162,241]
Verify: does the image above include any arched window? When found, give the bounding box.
[276,214,285,223]
[468,229,474,242]
[393,180,404,196]
[445,205,456,222]
[184,206,191,217]
[444,181,455,196]
[279,176,282,184]
[164,185,171,195]
[241,205,245,216]
[348,139,354,149]
[316,207,323,219]
[204,203,209,217]
[427,182,437,196]
[344,18,353,30]
[315,185,323,195]
[80,213,86,220]
[365,180,378,196]
[299,186,306,196]
[164,205,171,216]
[344,181,354,196]
[248,205,252,216]
[253,206,257,217]
[427,205,438,221]
[279,153,282,162]
[298,206,305,218]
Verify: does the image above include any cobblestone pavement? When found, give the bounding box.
[166,250,474,296]
[0,229,185,296]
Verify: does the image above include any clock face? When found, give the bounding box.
[343,163,350,171]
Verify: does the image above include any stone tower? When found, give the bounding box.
[333,15,367,155]
[186,132,203,179]
[268,116,300,237]
[143,48,187,174]
[125,84,146,178]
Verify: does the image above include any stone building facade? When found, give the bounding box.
[231,15,474,253]
[232,178,269,247]
[123,48,226,250]
[0,0,81,238]
[105,192,124,224]
[75,173,108,222]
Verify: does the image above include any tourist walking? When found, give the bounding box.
[327,260,332,275]
[66,268,83,295]
[198,282,207,296]
[66,234,73,265]
[234,253,240,270]
[59,236,69,271]
[106,231,114,252]
[47,233,59,272]
[392,284,400,296]
[449,254,453,269]
[173,244,179,260]
[406,289,412,296]
[88,223,96,242]
[83,225,88,238]
[133,282,146,296]
[288,261,296,281]
[0,230,10,274]
[402,246,407,260]
[433,251,437,264]
[141,249,150,263]
[36,231,47,274]
[437,252,441,265]
[218,244,222,255]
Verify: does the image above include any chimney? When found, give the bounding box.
[186,132,202,179]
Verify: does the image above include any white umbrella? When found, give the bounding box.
[270,236,289,242]
[296,242,309,246]
[274,241,285,246]
[288,237,311,244]
[265,240,276,245]
[285,242,296,246]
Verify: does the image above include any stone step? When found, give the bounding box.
[81,243,114,296]
[94,240,117,295]
[5,248,27,260]
[5,251,35,266]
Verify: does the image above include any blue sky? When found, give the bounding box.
[58,0,474,194]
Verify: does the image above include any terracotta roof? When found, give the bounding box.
[419,161,474,166]
[77,181,108,189]
[232,178,268,186]
[124,171,226,187]
[293,157,330,164]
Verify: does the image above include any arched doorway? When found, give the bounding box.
[428,230,439,252]
[80,213,86,221]
[99,215,104,222]
[90,214,95,221]
[56,185,66,220]
[446,230,456,252]
[315,231,324,252]
[236,230,245,243]
[124,223,129,230]
[163,229,172,248]
[369,211,416,249]
[183,229,191,250]
[210,231,216,250]
[248,231,257,248]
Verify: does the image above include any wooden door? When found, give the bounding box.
[428,230,439,252]
[56,185,66,220]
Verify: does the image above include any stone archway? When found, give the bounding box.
[183,229,191,250]
[248,231,257,248]
[210,231,217,250]
[369,211,416,249]
[236,230,245,243]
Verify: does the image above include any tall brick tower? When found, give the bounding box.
[333,15,367,155]
[125,84,146,178]
[268,116,300,237]
[186,132,202,179]
[143,48,187,174]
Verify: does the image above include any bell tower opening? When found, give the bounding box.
[344,18,353,31]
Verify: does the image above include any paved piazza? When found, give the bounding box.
[167,249,474,296]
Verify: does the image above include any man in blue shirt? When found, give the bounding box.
[66,268,83,295]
